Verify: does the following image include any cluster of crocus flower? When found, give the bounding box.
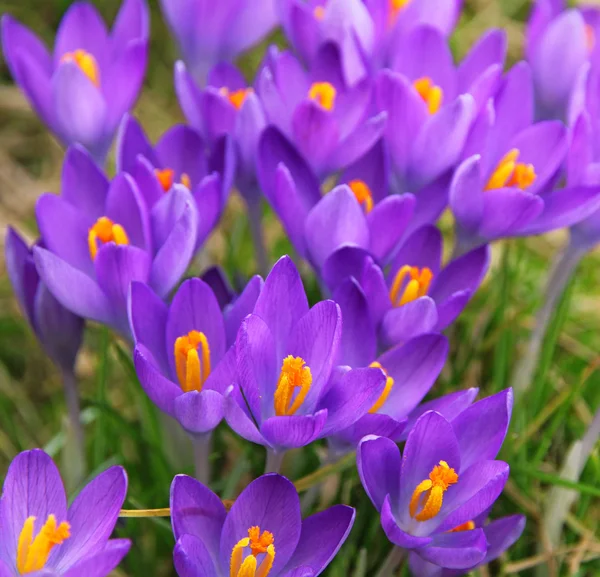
[8,0,600,574]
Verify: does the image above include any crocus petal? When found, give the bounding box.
[457,29,507,94]
[261,410,328,449]
[395,0,461,37]
[225,0,278,56]
[284,506,355,575]
[173,534,217,577]
[332,413,406,452]
[155,125,207,187]
[170,474,226,563]
[111,0,150,55]
[60,540,131,577]
[390,225,442,276]
[174,390,225,435]
[380,494,432,549]
[151,182,194,249]
[380,297,438,347]
[174,60,204,134]
[54,467,127,571]
[5,227,37,327]
[194,174,226,250]
[224,388,268,446]
[321,245,373,293]
[0,449,67,567]
[341,138,389,203]
[357,435,401,511]
[567,113,592,187]
[219,474,302,576]
[224,275,264,348]
[116,114,157,174]
[449,155,485,234]
[482,515,526,562]
[417,529,487,569]
[202,266,234,309]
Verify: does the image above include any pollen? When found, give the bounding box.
[409,460,458,522]
[348,180,374,213]
[413,77,443,115]
[274,355,312,416]
[308,82,337,111]
[230,527,275,577]
[314,6,325,19]
[220,87,253,110]
[17,515,71,574]
[88,216,129,260]
[484,148,536,191]
[60,49,100,87]
[389,265,433,307]
[448,520,476,533]
[154,168,191,192]
[368,362,395,413]
[174,330,211,392]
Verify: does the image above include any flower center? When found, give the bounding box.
[60,49,100,87]
[88,216,129,260]
[17,515,70,574]
[586,24,595,52]
[484,149,536,191]
[348,180,374,213]
[391,0,411,16]
[389,265,433,307]
[308,82,337,111]
[314,5,325,19]
[368,362,394,413]
[174,330,211,392]
[219,87,253,110]
[448,520,476,533]
[413,77,443,115]
[273,355,312,416]
[409,460,458,522]
[230,526,275,577]
[154,168,191,192]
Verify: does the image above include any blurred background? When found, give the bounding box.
[0,0,599,575]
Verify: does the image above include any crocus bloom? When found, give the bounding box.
[131,274,262,436]
[171,473,354,576]
[357,389,514,570]
[257,47,386,178]
[159,0,279,84]
[225,256,386,452]
[174,61,267,206]
[0,449,129,576]
[450,62,600,253]
[33,145,197,337]
[117,115,234,250]
[5,228,83,373]
[1,0,149,164]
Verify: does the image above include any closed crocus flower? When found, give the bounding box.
[117,115,235,250]
[357,389,514,571]
[257,47,386,179]
[1,0,149,165]
[225,256,386,461]
[171,473,355,577]
[0,449,129,576]
[159,0,278,85]
[450,62,600,254]
[33,145,198,337]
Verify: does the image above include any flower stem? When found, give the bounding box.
[511,242,585,397]
[248,199,269,277]
[192,433,212,485]
[61,368,85,489]
[375,546,406,577]
[264,448,285,474]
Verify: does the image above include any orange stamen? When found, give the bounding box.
[308,82,336,111]
[273,356,312,416]
[485,148,536,191]
[448,520,476,533]
[88,216,129,260]
[413,77,443,114]
[230,527,276,577]
[389,265,433,307]
[60,49,100,87]
[348,180,374,213]
[220,87,253,110]
[409,460,458,522]
[17,515,71,574]
[368,362,394,413]
[174,331,211,392]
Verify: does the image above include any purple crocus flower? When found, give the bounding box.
[131,274,262,437]
[159,0,278,85]
[116,115,235,250]
[33,145,198,337]
[257,47,387,179]
[225,256,386,455]
[5,228,83,373]
[171,473,354,577]
[0,449,129,576]
[1,0,149,164]
[357,389,514,570]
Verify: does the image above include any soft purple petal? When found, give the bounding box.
[224,388,268,446]
[224,275,264,348]
[174,60,204,134]
[5,227,38,327]
[457,29,507,94]
[173,534,217,577]
[173,390,225,435]
[261,411,328,449]
[111,0,150,54]
[380,297,438,347]
[60,540,131,577]
[449,155,485,234]
[341,138,389,202]
[155,125,207,187]
[482,515,526,563]
[417,529,487,569]
[380,495,432,549]
[390,225,442,276]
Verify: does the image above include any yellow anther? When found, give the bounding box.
[180,173,191,189]
[485,148,536,191]
[60,49,100,87]
[409,460,458,522]
[448,520,476,533]
[155,168,191,192]
[308,82,337,111]
[174,330,211,392]
[368,362,395,413]
[413,77,443,115]
[389,265,433,307]
[314,6,325,19]
[220,87,254,110]
[88,216,129,260]
[17,515,71,574]
[230,528,275,577]
[274,356,312,416]
[348,180,374,213]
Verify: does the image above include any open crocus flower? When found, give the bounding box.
[174,62,266,206]
[5,228,83,373]
[450,62,600,253]
[117,115,234,250]
[33,145,197,337]
[225,256,386,454]
[159,0,278,85]
[357,389,514,571]
[257,47,386,178]
[171,473,354,577]
[131,275,262,436]
[0,449,129,576]
[1,0,149,164]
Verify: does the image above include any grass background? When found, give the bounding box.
[0,0,599,575]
